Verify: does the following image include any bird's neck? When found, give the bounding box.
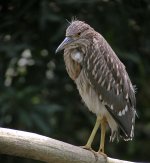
[64,49,82,81]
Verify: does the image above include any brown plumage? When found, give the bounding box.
[56,20,136,153]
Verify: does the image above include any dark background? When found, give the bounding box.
[0,0,150,162]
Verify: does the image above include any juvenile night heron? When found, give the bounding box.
[55,20,136,154]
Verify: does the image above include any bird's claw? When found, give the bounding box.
[80,146,99,160]
[80,145,92,150]
[97,150,107,159]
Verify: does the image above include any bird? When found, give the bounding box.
[55,20,136,154]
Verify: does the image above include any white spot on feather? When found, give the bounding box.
[125,93,128,99]
[125,105,128,112]
[107,83,111,91]
[98,76,102,84]
[117,88,119,95]
[71,51,83,63]
[93,57,97,64]
[99,95,102,101]
[110,57,113,63]
[110,105,113,110]
[94,72,98,79]
[101,79,105,87]
[90,52,95,59]
[130,123,134,138]
[120,78,123,85]
[117,71,119,77]
[122,109,125,115]
[118,111,122,116]
[112,64,115,70]
[105,70,109,77]
[92,70,94,76]
[116,64,118,69]
[87,59,90,69]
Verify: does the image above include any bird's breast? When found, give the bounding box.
[75,70,107,116]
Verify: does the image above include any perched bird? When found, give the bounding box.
[55,20,136,154]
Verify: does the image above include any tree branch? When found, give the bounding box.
[0,128,135,163]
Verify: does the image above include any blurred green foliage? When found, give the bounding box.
[0,0,150,162]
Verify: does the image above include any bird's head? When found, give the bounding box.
[55,20,93,53]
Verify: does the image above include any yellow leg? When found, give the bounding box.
[98,118,106,153]
[84,116,101,149]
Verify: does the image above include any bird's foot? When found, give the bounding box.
[97,150,107,158]
[80,145,93,150]
[80,145,98,160]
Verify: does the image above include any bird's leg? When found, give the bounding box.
[98,118,107,154]
[83,115,101,150]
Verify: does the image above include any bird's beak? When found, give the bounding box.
[55,37,73,54]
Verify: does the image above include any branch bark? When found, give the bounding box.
[0,128,135,163]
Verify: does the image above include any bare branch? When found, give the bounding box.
[0,128,135,163]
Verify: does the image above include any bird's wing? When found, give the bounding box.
[83,36,136,139]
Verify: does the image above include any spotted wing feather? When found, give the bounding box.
[83,35,136,139]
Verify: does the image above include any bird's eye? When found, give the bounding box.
[77,32,81,37]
